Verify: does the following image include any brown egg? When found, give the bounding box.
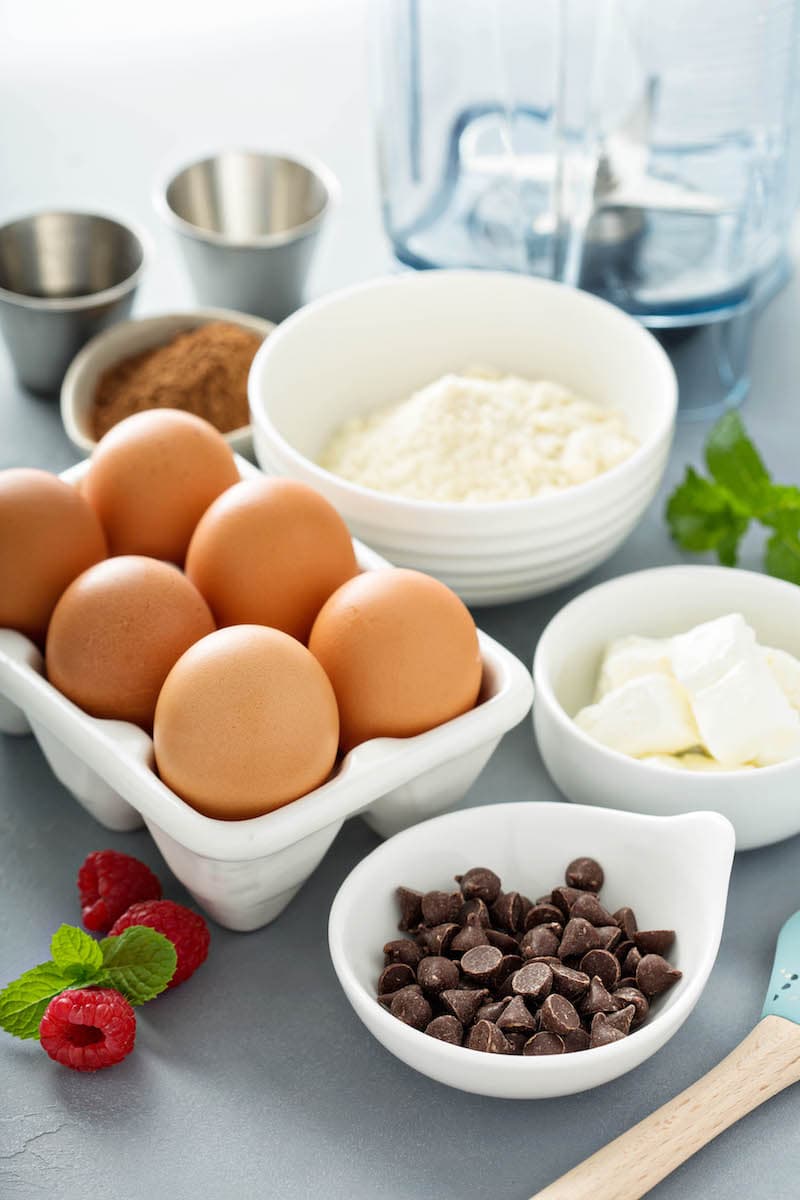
[185,477,358,642]
[153,625,339,818]
[46,556,215,728]
[308,567,483,753]
[0,468,107,644]
[83,408,240,563]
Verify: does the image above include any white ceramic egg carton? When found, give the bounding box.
[0,458,533,931]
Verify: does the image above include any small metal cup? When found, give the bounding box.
[156,150,338,323]
[0,211,146,395]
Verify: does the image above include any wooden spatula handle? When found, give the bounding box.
[530,1015,800,1200]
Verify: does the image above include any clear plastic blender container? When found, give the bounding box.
[372,0,800,414]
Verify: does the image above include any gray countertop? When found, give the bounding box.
[1,3,799,1197]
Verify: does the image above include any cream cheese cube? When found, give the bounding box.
[763,646,800,710]
[690,654,800,767]
[670,613,757,694]
[575,673,701,758]
[595,635,673,700]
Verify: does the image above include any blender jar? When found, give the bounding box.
[372,0,800,415]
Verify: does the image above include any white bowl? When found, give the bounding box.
[60,307,274,456]
[0,458,533,932]
[248,270,677,605]
[533,565,800,850]
[329,801,734,1099]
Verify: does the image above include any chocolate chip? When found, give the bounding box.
[496,975,518,1000]
[490,891,523,932]
[540,994,580,1035]
[418,923,459,956]
[550,963,591,1002]
[596,926,622,952]
[461,944,503,982]
[617,977,637,990]
[396,887,422,931]
[511,962,553,1000]
[551,886,586,916]
[456,867,501,904]
[466,1020,510,1054]
[614,939,635,965]
[377,963,416,994]
[604,1004,635,1035]
[417,956,459,994]
[580,975,620,1016]
[634,930,676,956]
[614,906,638,940]
[590,1012,626,1047]
[520,925,561,960]
[421,890,462,927]
[613,987,649,1027]
[496,954,524,984]
[523,903,563,930]
[425,1015,463,1044]
[523,1031,565,1056]
[440,988,488,1024]
[569,893,614,926]
[450,924,489,955]
[562,1028,590,1053]
[383,939,424,969]
[503,1031,530,1054]
[485,928,520,954]
[636,954,682,997]
[390,987,432,1030]
[622,946,642,977]
[559,917,603,959]
[565,857,604,892]
[476,997,511,1023]
[459,898,491,927]
[579,950,620,990]
[497,995,538,1034]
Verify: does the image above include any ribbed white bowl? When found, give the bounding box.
[249,271,677,605]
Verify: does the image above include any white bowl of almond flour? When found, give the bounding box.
[248,271,677,604]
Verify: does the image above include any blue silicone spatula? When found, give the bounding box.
[531,912,800,1199]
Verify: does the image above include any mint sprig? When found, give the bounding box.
[0,924,176,1040]
[666,412,800,584]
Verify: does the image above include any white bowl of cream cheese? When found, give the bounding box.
[533,564,800,849]
[248,270,677,605]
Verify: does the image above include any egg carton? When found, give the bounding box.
[0,458,533,931]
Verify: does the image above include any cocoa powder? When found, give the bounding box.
[91,322,263,439]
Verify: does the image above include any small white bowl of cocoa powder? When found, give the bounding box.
[60,307,273,456]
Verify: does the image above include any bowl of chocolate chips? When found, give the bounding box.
[328,801,734,1099]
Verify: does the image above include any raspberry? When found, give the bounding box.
[109,900,209,987]
[78,850,162,933]
[39,988,136,1071]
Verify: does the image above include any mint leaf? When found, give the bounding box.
[705,411,771,511]
[51,925,103,983]
[98,926,176,1005]
[0,962,69,1040]
[665,467,749,563]
[765,531,800,585]
[758,483,800,532]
